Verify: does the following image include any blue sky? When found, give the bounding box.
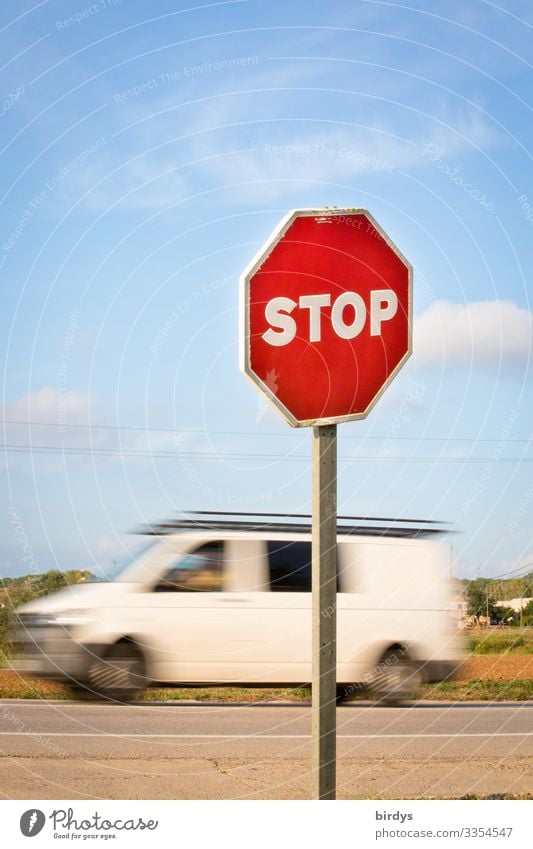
[1,0,532,579]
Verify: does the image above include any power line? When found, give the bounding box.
[1,419,531,445]
[490,562,533,581]
[1,442,533,463]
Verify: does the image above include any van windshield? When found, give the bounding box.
[90,542,156,582]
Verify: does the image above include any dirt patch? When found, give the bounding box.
[455,655,533,681]
[0,655,531,701]
[0,670,68,698]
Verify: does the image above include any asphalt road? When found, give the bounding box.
[1,699,532,799]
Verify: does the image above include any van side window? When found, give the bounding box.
[268,541,312,592]
[268,541,341,592]
[154,542,223,592]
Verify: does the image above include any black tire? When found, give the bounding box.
[69,683,103,701]
[370,648,421,706]
[86,641,147,703]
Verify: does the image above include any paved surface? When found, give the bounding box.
[0,700,532,799]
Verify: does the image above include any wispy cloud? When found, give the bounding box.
[420,109,500,157]
[55,153,190,211]
[178,89,501,202]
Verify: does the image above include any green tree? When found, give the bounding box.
[466,579,497,620]
[522,599,533,627]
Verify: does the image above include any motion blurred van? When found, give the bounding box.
[13,513,462,703]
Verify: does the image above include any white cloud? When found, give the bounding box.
[1,387,189,464]
[414,300,533,367]
[94,534,126,559]
[5,387,90,430]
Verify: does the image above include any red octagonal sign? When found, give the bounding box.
[240,208,412,427]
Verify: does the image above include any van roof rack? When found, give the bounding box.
[138,510,449,539]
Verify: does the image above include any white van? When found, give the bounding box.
[13,514,461,703]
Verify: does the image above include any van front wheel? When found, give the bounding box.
[87,641,147,703]
[370,649,421,706]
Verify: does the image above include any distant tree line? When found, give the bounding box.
[0,570,91,656]
[463,573,533,626]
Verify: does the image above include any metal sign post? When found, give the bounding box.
[311,424,337,800]
[240,207,413,802]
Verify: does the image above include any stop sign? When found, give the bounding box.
[240,208,412,427]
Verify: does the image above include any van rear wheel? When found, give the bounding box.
[87,641,147,703]
[371,649,421,706]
